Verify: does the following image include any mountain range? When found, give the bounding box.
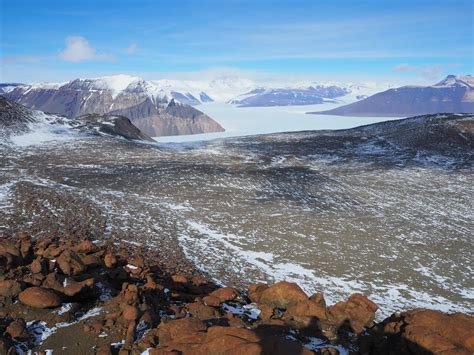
[312,75,474,117]
[0,75,224,137]
[229,85,351,107]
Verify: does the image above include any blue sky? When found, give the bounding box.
[0,0,472,84]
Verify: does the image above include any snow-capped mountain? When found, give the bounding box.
[1,75,225,136]
[229,85,351,107]
[313,75,474,117]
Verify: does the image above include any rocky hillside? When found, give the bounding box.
[0,235,473,354]
[0,96,154,143]
[312,75,474,117]
[1,75,225,137]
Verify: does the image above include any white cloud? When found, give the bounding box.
[58,36,114,62]
[125,43,138,54]
[393,63,444,80]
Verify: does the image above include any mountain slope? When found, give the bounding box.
[311,75,474,117]
[0,96,155,143]
[1,75,224,136]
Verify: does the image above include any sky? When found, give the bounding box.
[0,0,472,85]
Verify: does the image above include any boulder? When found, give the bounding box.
[104,253,117,268]
[403,310,474,352]
[259,281,308,309]
[0,241,21,258]
[0,279,23,298]
[81,254,101,268]
[30,256,48,274]
[157,317,207,346]
[186,301,220,320]
[285,300,328,320]
[18,287,62,308]
[122,304,140,322]
[248,283,269,303]
[63,278,94,297]
[203,287,238,306]
[327,293,378,333]
[56,249,86,276]
[206,326,260,343]
[73,240,97,254]
[6,319,29,339]
[309,292,326,307]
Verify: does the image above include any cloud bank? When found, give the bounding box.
[59,36,114,62]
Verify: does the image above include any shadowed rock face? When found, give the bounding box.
[110,99,225,137]
[76,114,155,142]
[2,77,225,137]
[313,75,474,117]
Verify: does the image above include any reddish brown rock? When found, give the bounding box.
[327,293,378,333]
[186,301,220,320]
[0,279,23,298]
[285,300,328,320]
[63,278,94,297]
[203,287,238,307]
[81,254,101,268]
[0,241,21,258]
[104,253,117,268]
[6,319,29,339]
[248,283,269,303]
[171,274,188,284]
[73,240,97,254]
[206,326,261,343]
[30,256,48,274]
[18,287,62,308]
[309,292,326,307]
[403,310,474,352]
[56,249,86,276]
[122,304,140,322]
[259,281,308,309]
[157,317,207,346]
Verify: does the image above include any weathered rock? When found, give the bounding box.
[73,240,97,254]
[18,286,62,308]
[81,254,101,268]
[157,317,207,346]
[309,292,326,307]
[104,253,117,268]
[122,304,140,322]
[171,274,188,284]
[63,278,94,297]
[6,319,29,340]
[327,293,377,333]
[56,249,86,276]
[30,256,48,274]
[259,281,308,309]
[402,310,474,352]
[203,287,238,306]
[248,283,269,303]
[284,299,328,328]
[186,301,220,320]
[0,279,23,298]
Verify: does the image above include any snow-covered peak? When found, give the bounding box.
[434,75,474,88]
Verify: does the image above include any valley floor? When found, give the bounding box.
[1,116,472,320]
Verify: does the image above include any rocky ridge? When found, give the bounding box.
[0,235,473,354]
